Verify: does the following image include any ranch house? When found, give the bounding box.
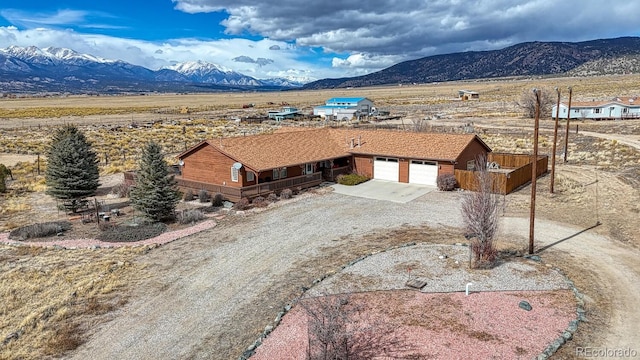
[176,128,493,201]
[552,97,640,120]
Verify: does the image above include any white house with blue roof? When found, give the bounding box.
[313,97,375,120]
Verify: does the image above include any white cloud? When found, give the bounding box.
[173,0,640,63]
[0,26,341,80]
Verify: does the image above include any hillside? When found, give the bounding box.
[303,37,640,89]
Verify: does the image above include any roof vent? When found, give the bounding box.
[350,138,355,149]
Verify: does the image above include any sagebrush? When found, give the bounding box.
[9,221,72,240]
[97,222,167,242]
[437,173,457,191]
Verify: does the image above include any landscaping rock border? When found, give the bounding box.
[239,243,582,360]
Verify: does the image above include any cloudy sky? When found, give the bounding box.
[0,1,638,82]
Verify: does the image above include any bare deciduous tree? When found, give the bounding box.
[300,294,412,360]
[461,156,500,268]
[518,88,555,118]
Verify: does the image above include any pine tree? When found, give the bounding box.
[129,142,180,222]
[45,125,100,212]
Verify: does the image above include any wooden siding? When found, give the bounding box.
[455,139,489,170]
[353,155,373,178]
[399,159,409,183]
[181,144,241,187]
[454,154,548,194]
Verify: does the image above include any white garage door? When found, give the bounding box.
[373,157,399,182]
[409,160,438,185]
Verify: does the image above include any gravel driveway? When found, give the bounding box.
[70,190,464,360]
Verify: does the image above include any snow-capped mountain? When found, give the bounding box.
[164,61,262,86]
[0,46,303,93]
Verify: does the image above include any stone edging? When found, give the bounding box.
[0,220,216,250]
[532,259,585,360]
[240,245,582,360]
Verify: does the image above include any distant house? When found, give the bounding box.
[267,106,300,121]
[176,128,491,201]
[458,90,479,100]
[552,96,640,120]
[313,97,374,120]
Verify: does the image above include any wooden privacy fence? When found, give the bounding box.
[455,153,548,194]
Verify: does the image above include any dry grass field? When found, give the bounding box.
[1,74,639,359]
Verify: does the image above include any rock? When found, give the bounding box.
[519,300,533,311]
[438,255,447,259]
[567,320,579,332]
[3,331,20,345]
[526,255,542,262]
[562,331,573,340]
[537,354,549,360]
[264,325,273,334]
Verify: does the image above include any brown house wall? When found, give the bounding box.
[439,163,455,176]
[353,155,373,178]
[182,145,242,188]
[399,159,409,183]
[257,164,304,183]
[455,139,489,170]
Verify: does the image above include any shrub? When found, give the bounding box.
[232,197,250,210]
[183,189,194,201]
[437,173,457,191]
[111,180,133,198]
[212,192,224,207]
[178,209,205,224]
[336,173,369,186]
[252,196,267,207]
[280,188,293,199]
[198,189,209,203]
[9,221,72,240]
[266,193,278,202]
[97,222,167,242]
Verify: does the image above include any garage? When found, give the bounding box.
[409,160,438,186]
[373,157,399,182]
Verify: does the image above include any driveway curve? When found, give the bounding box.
[69,191,640,359]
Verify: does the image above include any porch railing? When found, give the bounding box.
[176,172,323,202]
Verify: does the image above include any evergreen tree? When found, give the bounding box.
[0,163,10,193]
[45,125,100,212]
[129,142,180,222]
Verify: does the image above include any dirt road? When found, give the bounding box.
[68,190,640,359]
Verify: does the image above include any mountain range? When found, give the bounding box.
[303,37,640,89]
[0,46,303,93]
[1,37,640,94]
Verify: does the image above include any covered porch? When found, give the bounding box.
[176,172,323,202]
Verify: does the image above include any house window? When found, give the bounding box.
[246,171,254,182]
[467,160,475,171]
[623,108,629,113]
[273,168,279,180]
[562,109,567,113]
[231,167,239,182]
[593,108,601,114]
[305,163,313,174]
[280,167,287,179]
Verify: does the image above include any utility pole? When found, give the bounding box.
[529,88,541,255]
[550,87,561,193]
[563,86,573,163]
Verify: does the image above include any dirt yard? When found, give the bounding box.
[1,75,640,359]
